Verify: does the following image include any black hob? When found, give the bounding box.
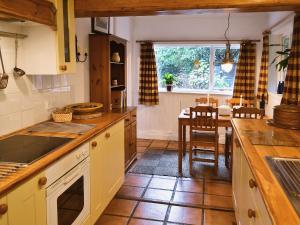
[0,135,73,164]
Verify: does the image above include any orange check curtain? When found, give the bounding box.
[257,32,270,103]
[281,13,300,105]
[138,42,159,105]
[233,41,256,101]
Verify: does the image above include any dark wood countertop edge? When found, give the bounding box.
[0,108,136,197]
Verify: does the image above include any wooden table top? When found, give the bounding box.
[0,107,136,196]
[232,119,300,225]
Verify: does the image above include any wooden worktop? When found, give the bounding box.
[0,107,136,196]
[232,119,300,225]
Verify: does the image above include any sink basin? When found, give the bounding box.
[266,157,300,217]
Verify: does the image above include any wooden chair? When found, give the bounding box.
[225,107,265,169]
[189,106,219,175]
[226,98,254,107]
[195,97,219,108]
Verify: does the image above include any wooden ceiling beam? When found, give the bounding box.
[0,0,56,29]
[75,0,300,17]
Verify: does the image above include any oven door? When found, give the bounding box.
[46,158,90,225]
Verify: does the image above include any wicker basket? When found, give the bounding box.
[52,109,72,123]
[272,104,300,129]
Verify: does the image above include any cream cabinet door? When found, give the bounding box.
[90,120,125,224]
[6,172,47,225]
[0,196,8,225]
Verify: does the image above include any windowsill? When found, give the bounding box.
[158,88,232,96]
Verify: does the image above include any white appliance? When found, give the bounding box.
[45,143,90,225]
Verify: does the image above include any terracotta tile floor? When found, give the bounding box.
[96,139,236,225]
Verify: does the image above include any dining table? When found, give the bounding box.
[177,109,232,176]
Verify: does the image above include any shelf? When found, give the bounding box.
[110,61,125,65]
[111,85,125,89]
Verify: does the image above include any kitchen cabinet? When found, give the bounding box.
[232,134,273,225]
[0,172,47,225]
[125,109,137,170]
[21,0,76,75]
[89,120,125,224]
[0,196,8,225]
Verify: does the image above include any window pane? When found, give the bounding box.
[213,47,240,90]
[154,46,210,90]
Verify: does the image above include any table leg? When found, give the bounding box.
[183,125,186,156]
[178,119,183,176]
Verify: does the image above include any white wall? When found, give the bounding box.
[131,13,269,140]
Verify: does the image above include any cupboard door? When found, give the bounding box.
[6,172,47,225]
[125,124,131,167]
[129,121,137,161]
[55,0,76,74]
[0,196,8,225]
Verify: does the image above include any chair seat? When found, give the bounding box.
[192,131,217,142]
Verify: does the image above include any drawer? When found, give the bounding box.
[124,113,131,127]
[130,109,137,123]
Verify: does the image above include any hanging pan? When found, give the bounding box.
[0,47,8,89]
[13,38,25,77]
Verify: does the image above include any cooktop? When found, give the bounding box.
[0,135,73,164]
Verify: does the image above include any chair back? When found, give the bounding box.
[195,97,218,108]
[189,106,219,132]
[232,107,265,119]
[226,98,253,107]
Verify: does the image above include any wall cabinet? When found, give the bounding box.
[232,134,273,225]
[21,0,76,75]
[0,172,47,225]
[125,109,137,170]
[89,120,125,224]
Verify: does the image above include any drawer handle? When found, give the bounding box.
[249,179,257,189]
[92,141,98,147]
[105,133,110,138]
[248,209,256,218]
[0,204,8,215]
[125,119,130,122]
[60,65,67,71]
[132,114,136,118]
[38,177,47,187]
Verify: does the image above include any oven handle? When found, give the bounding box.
[63,173,80,186]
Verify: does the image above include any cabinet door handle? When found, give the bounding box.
[249,179,257,189]
[0,204,8,215]
[125,119,130,122]
[132,114,137,118]
[105,133,110,138]
[38,176,47,187]
[92,141,98,147]
[248,209,256,218]
[60,65,67,71]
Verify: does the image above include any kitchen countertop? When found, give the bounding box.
[0,107,136,196]
[232,119,300,225]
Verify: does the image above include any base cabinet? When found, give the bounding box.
[90,120,125,224]
[125,109,137,170]
[0,172,47,225]
[232,134,273,225]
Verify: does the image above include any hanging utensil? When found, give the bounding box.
[0,47,8,89]
[13,38,25,77]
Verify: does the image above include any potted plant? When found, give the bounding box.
[163,73,175,92]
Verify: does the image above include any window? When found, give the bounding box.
[154,44,240,93]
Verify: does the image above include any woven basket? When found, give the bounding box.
[273,104,300,129]
[52,111,72,123]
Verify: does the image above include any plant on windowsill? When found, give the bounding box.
[162,73,175,92]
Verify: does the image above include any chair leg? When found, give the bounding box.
[214,141,219,174]
[225,135,229,168]
[189,142,193,176]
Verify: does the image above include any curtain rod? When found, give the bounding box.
[0,31,27,39]
[136,39,260,43]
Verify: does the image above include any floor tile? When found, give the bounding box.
[205,181,232,196]
[176,179,203,193]
[166,141,178,150]
[153,175,177,180]
[95,215,129,225]
[138,146,148,153]
[172,191,203,205]
[149,140,169,149]
[204,194,233,209]
[143,188,173,201]
[148,177,176,190]
[104,199,137,216]
[124,174,151,187]
[133,202,168,220]
[129,218,163,225]
[137,153,144,159]
[204,209,236,225]
[117,186,145,198]
[137,140,152,147]
[168,206,202,225]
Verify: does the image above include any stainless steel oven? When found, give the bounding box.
[46,143,90,225]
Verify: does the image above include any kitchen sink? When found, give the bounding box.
[266,157,300,216]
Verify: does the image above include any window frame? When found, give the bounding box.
[154,43,240,95]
